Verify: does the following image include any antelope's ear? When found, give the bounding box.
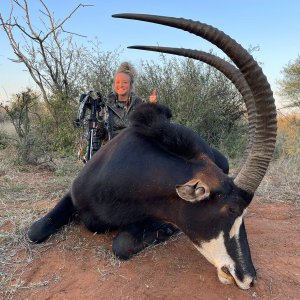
[176,179,210,202]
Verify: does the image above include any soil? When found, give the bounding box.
[1,168,300,299]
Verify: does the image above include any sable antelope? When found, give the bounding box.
[28,14,277,290]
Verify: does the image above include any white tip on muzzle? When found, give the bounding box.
[193,209,255,290]
[217,265,255,290]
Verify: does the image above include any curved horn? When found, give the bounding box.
[112,14,277,194]
[127,45,256,173]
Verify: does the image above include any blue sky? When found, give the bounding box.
[1,0,300,108]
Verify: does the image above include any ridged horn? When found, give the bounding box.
[127,45,256,174]
[112,14,277,195]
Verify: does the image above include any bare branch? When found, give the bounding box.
[0,0,92,119]
[40,2,91,42]
[13,0,25,10]
[12,16,38,40]
[61,28,87,38]
[22,0,41,39]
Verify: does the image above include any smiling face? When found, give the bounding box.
[114,72,132,101]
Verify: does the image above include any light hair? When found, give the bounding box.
[114,62,137,91]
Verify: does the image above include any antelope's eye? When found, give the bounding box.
[228,205,240,216]
[229,207,236,214]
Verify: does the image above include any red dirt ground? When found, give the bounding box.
[4,199,300,300]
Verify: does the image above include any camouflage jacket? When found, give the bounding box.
[104,92,145,138]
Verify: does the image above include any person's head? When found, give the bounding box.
[113,62,136,101]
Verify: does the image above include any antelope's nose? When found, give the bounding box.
[250,276,257,287]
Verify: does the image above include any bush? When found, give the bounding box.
[0,129,10,149]
[216,121,248,160]
[0,109,10,122]
[1,89,56,164]
[38,95,79,156]
[275,113,300,158]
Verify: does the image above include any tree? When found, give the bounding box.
[0,0,90,117]
[0,89,46,163]
[278,55,300,109]
[74,38,120,96]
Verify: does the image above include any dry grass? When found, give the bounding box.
[0,148,82,298]
[255,113,300,205]
[0,147,127,298]
[257,155,300,205]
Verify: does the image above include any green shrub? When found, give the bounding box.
[0,129,10,149]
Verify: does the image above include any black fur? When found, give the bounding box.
[28,103,233,260]
[130,103,228,173]
[28,192,76,243]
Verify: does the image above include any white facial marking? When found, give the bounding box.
[193,224,253,290]
[229,209,247,239]
[193,231,235,272]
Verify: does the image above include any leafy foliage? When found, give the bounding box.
[73,39,120,96]
[0,89,48,163]
[278,55,300,109]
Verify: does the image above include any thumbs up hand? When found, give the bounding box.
[149,88,157,103]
